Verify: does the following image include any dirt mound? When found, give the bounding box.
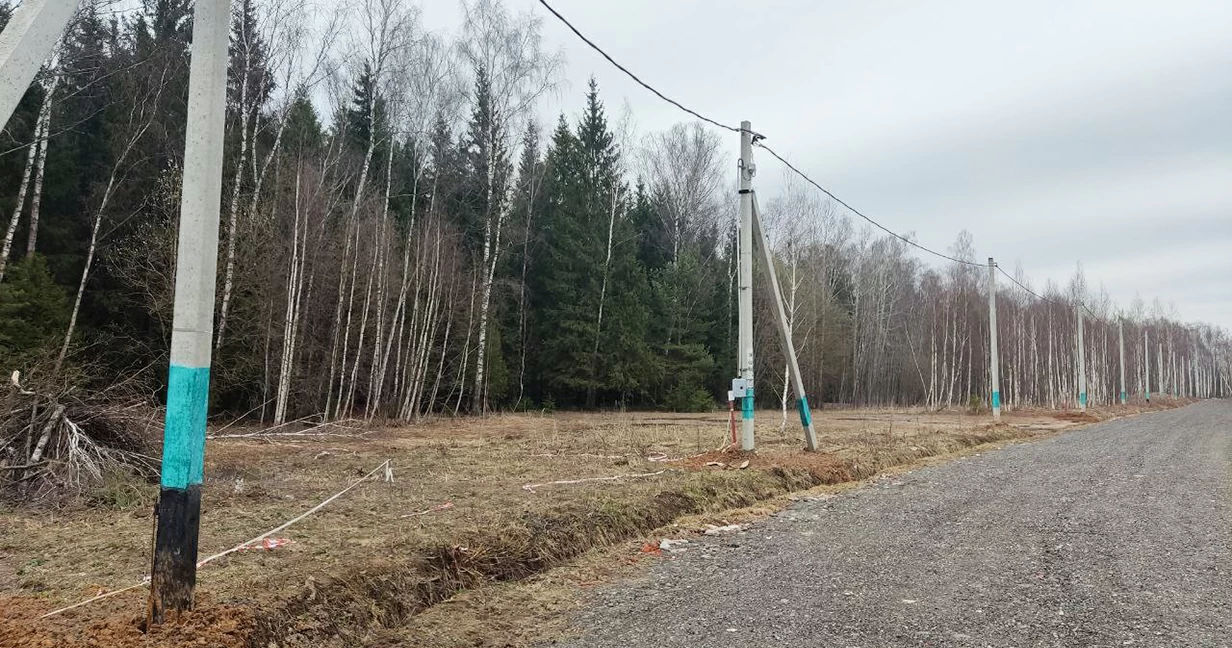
[0,594,253,648]
[681,450,859,484]
[1050,411,1100,423]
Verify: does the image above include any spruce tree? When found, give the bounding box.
[0,255,69,360]
[533,81,651,407]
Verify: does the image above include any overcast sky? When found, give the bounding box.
[421,0,1232,330]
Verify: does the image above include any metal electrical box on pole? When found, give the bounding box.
[987,258,1001,420]
[751,194,819,450]
[737,121,755,451]
[148,0,232,624]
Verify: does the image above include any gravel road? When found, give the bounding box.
[561,401,1232,647]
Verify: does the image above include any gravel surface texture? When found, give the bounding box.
[561,401,1232,647]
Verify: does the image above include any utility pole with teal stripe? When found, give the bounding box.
[987,258,1001,421]
[1077,301,1088,411]
[736,121,755,450]
[1118,319,1127,405]
[1144,328,1151,403]
[148,0,231,624]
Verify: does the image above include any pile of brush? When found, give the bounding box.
[0,370,160,503]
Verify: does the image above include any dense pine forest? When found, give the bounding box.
[1,0,1228,434]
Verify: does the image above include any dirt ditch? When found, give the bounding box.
[0,402,1187,647]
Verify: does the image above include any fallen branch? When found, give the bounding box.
[0,461,49,471]
[522,470,666,493]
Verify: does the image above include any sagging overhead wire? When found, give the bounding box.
[535,0,1116,306]
[535,0,981,269]
[997,265,1065,307]
[997,265,1104,320]
[534,0,747,135]
[756,142,983,267]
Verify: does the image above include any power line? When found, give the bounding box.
[756,142,983,267]
[535,0,980,268]
[996,266,1104,322]
[534,0,746,135]
[997,266,1064,307]
[534,0,1114,296]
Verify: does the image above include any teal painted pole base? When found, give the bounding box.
[797,396,812,428]
[1079,392,1088,408]
[1120,392,1127,405]
[152,364,210,622]
[742,390,754,420]
[991,391,1001,410]
[160,365,210,490]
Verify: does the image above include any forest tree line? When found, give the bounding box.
[1,0,1228,428]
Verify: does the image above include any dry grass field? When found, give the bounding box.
[0,400,1185,647]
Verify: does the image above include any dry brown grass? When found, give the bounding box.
[0,399,1189,647]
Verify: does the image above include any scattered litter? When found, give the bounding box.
[902,599,917,604]
[725,628,738,633]
[704,461,727,468]
[236,537,294,552]
[659,538,689,552]
[738,460,750,469]
[401,501,455,518]
[703,524,743,536]
[639,543,663,556]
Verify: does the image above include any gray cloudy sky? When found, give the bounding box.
[422,0,1232,329]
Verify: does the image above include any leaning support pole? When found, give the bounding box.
[736,121,755,451]
[148,0,231,624]
[1118,319,1127,405]
[1076,302,1087,411]
[0,0,77,129]
[987,258,1001,421]
[751,194,819,451]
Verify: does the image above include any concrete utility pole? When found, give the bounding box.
[1076,302,1087,411]
[148,0,231,624]
[0,0,77,129]
[1118,319,1127,405]
[987,258,1001,421]
[1144,328,1151,403]
[736,121,755,451]
[750,194,819,451]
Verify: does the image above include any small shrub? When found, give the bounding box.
[665,384,714,413]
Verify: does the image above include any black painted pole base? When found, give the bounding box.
[148,485,201,625]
